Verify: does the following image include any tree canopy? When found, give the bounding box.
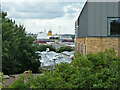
[2,12,41,74]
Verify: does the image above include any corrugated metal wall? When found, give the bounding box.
[78,3,88,38]
[75,3,88,38]
[77,2,119,37]
[118,2,120,17]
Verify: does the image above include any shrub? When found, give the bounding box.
[37,45,56,52]
[9,49,119,88]
[0,73,4,89]
[56,46,73,53]
[9,71,34,88]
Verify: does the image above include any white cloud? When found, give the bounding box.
[2,0,86,2]
[2,2,65,19]
[2,2,84,34]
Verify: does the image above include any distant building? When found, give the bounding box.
[35,30,59,43]
[75,1,120,56]
[50,35,59,40]
[35,29,75,44]
[60,34,74,42]
[60,35,72,40]
[48,30,52,36]
[35,30,49,43]
[26,32,37,39]
[37,31,48,39]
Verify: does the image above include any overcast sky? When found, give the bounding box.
[2,0,86,34]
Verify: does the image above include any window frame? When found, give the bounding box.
[80,43,82,54]
[78,42,80,52]
[107,17,120,37]
[84,44,86,57]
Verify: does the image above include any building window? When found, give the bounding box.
[108,17,120,36]
[80,43,82,53]
[84,44,86,57]
[75,42,77,52]
[78,42,80,51]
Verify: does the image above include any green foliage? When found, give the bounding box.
[56,46,73,53]
[37,45,74,53]
[2,12,41,74]
[9,72,34,88]
[9,49,119,88]
[0,73,4,89]
[71,35,75,40]
[37,45,56,52]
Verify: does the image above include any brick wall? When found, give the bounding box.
[76,37,120,56]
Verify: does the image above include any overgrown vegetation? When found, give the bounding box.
[37,45,73,53]
[9,49,119,88]
[2,12,41,74]
[0,73,4,89]
[56,46,74,53]
[37,45,56,52]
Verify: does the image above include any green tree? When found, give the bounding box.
[37,45,56,52]
[71,35,75,40]
[2,12,41,74]
[56,46,73,53]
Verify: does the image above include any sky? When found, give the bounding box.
[2,0,86,34]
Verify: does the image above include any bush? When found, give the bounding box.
[9,49,119,88]
[56,46,73,53]
[9,71,34,88]
[0,73,4,89]
[37,45,56,52]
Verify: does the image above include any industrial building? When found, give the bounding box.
[35,30,74,43]
[75,1,120,56]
